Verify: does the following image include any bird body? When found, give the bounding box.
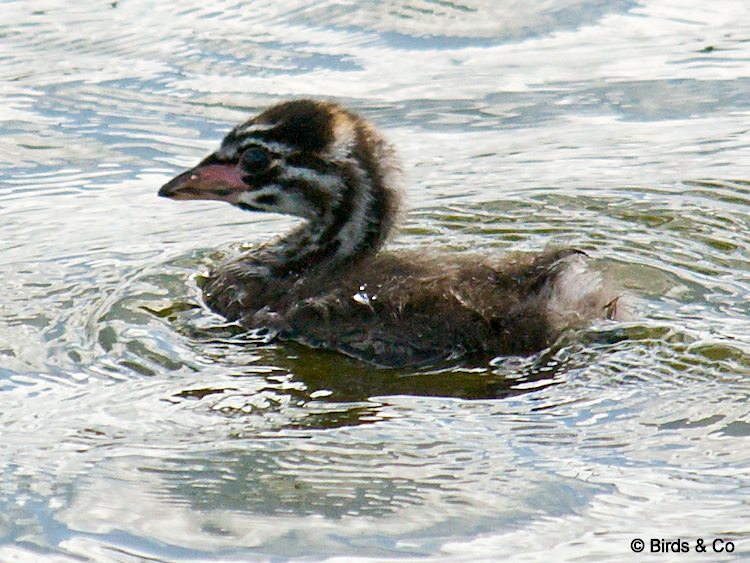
[160,100,619,367]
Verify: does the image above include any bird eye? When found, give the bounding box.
[240,147,271,174]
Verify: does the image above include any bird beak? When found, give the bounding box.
[158,164,246,204]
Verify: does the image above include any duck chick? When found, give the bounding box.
[159,99,620,367]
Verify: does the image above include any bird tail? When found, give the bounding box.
[546,251,627,326]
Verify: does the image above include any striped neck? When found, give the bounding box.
[269,141,398,278]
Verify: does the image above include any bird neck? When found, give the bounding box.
[268,158,399,278]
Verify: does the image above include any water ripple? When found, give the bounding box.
[2,0,750,560]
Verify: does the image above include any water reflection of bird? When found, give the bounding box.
[160,99,620,367]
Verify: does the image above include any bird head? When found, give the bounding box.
[159,99,400,225]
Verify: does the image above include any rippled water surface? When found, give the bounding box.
[2,0,750,561]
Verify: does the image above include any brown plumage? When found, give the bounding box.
[159,99,620,367]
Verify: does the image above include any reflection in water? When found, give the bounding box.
[1,0,750,560]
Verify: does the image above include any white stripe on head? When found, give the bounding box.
[216,145,238,160]
[216,136,295,161]
[235,122,278,137]
[327,111,357,160]
[238,138,296,156]
[280,165,344,201]
[236,183,318,220]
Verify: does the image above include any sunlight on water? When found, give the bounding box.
[1,0,749,561]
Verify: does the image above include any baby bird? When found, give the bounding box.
[159,99,619,367]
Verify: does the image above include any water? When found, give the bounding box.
[1,0,749,560]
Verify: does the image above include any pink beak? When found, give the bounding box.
[158,164,247,204]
